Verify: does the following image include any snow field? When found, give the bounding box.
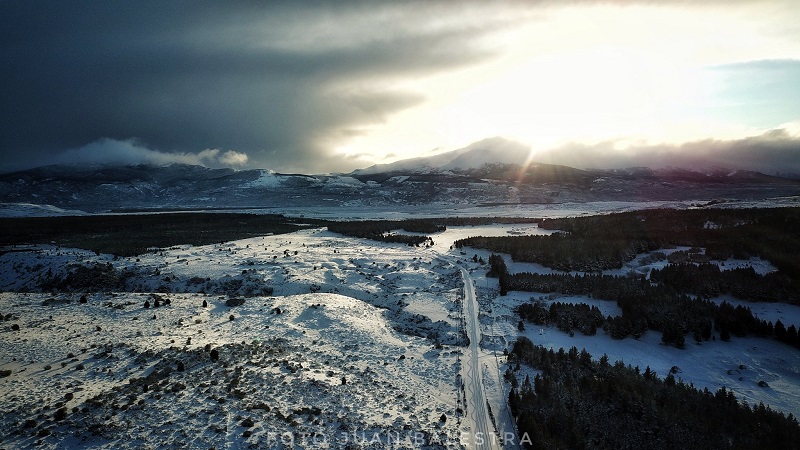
[0,292,464,449]
[0,228,479,449]
[3,220,800,448]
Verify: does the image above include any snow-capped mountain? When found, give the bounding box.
[353,137,531,174]
[1,138,799,216]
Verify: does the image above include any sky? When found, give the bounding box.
[2,0,800,174]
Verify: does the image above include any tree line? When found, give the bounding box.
[490,254,800,349]
[650,263,799,303]
[507,337,800,449]
[325,219,443,245]
[0,213,318,256]
[326,217,538,246]
[456,207,800,277]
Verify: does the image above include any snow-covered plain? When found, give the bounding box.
[4,194,799,219]
[2,221,800,449]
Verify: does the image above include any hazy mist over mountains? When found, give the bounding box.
[1,137,798,216]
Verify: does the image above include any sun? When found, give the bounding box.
[438,47,705,151]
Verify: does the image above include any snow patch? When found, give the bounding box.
[242,170,283,188]
[0,203,88,218]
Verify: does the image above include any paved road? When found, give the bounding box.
[439,258,503,450]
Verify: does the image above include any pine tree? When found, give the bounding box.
[775,320,786,340]
[786,325,798,346]
[720,327,731,342]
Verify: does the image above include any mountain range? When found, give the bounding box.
[1,138,798,215]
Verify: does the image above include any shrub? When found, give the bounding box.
[232,389,247,399]
[210,348,219,361]
[226,298,245,307]
[53,407,68,421]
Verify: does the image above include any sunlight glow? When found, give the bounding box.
[332,3,800,166]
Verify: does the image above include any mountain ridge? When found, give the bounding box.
[1,137,798,215]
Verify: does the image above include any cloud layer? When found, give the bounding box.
[1,1,798,174]
[51,139,249,169]
[0,1,508,173]
[535,128,800,175]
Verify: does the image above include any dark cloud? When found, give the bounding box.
[535,129,800,175]
[4,1,797,174]
[0,1,502,173]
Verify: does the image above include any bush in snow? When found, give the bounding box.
[53,407,68,421]
[226,298,245,307]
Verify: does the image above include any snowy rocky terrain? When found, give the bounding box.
[0,224,537,449]
[0,228,473,448]
[2,220,800,449]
